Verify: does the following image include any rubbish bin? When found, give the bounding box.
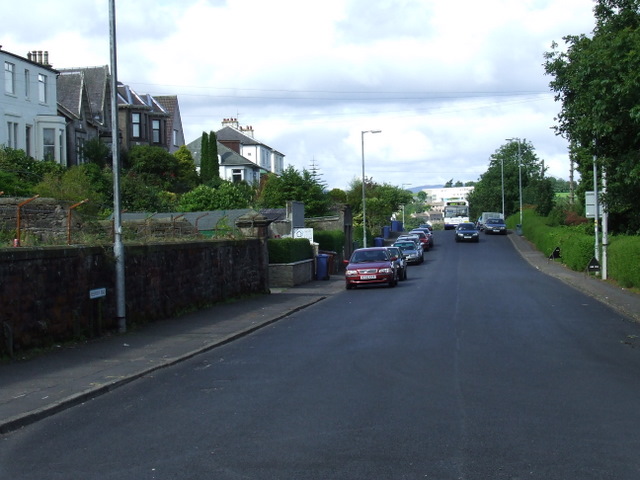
[382,225,391,239]
[374,237,384,247]
[516,224,522,236]
[316,254,329,280]
[391,220,402,232]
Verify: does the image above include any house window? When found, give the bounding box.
[152,119,161,143]
[5,62,15,95]
[232,169,243,183]
[38,73,47,103]
[6,122,18,148]
[24,69,30,98]
[173,129,179,146]
[132,113,141,138]
[77,137,85,164]
[43,128,55,161]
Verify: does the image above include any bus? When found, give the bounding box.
[443,199,470,230]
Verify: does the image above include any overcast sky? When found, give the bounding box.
[3,0,597,190]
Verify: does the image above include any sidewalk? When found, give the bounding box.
[0,277,346,434]
[2,234,639,434]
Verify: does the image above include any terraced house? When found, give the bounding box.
[1,47,66,162]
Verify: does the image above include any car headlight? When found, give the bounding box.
[378,268,393,274]
[346,269,358,276]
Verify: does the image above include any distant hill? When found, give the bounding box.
[408,185,442,192]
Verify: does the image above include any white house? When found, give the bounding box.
[1,48,66,162]
[216,118,285,175]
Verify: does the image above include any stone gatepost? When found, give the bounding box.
[235,211,273,293]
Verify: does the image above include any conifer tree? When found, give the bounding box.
[200,131,211,183]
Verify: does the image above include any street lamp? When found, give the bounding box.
[361,129,381,248]
[506,138,523,230]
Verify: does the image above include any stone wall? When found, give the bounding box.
[0,239,269,357]
[268,259,315,287]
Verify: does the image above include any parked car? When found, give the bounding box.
[406,230,430,251]
[344,247,399,289]
[393,240,424,264]
[484,217,507,235]
[454,222,480,242]
[396,235,424,256]
[410,228,434,248]
[386,246,407,280]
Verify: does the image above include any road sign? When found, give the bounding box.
[585,191,601,218]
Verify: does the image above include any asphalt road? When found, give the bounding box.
[2,230,640,479]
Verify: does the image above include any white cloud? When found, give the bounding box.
[2,0,597,190]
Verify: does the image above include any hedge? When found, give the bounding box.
[267,238,314,263]
[314,229,345,253]
[509,208,640,289]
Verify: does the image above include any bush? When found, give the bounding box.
[267,238,313,263]
[608,235,640,288]
[314,230,344,253]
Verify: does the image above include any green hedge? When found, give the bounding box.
[510,208,640,289]
[314,229,345,253]
[267,238,314,263]
[608,235,640,288]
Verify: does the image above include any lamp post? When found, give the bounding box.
[506,138,523,229]
[361,129,381,248]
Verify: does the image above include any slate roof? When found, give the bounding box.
[57,72,84,118]
[58,66,110,124]
[185,137,268,173]
[216,125,263,146]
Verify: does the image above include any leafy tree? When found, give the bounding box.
[127,145,181,191]
[257,165,331,217]
[173,145,199,193]
[200,132,210,183]
[178,181,252,211]
[34,166,106,215]
[0,146,64,194]
[467,140,553,219]
[544,0,640,233]
[327,188,347,204]
[346,178,413,237]
[81,137,111,168]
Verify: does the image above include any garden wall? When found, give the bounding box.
[0,239,269,357]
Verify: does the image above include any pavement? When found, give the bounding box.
[1,232,639,435]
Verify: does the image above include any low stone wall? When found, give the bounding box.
[0,239,269,357]
[268,259,315,288]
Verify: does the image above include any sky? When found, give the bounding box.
[3,0,598,191]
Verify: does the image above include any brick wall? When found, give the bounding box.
[0,239,268,357]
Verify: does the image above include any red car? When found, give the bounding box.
[344,247,399,289]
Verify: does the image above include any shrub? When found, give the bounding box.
[267,238,313,263]
[314,230,344,253]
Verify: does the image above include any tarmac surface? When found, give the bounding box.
[1,232,639,435]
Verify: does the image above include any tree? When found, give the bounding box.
[200,131,219,184]
[81,137,111,168]
[200,132,210,183]
[467,141,553,219]
[173,145,199,193]
[178,181,252,211]
[544,0,640,233]
[34,165,106,215]
[257,165,332,217]
[345,178,413,239]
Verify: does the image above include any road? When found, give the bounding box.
[2,230,640,479]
